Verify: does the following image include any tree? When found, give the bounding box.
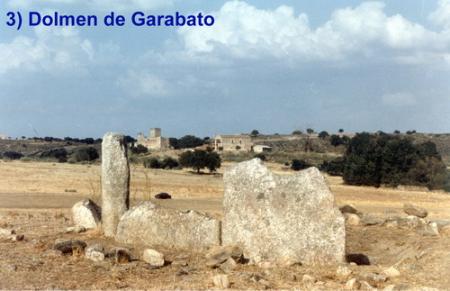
[306,128,315,134]
[342,133,447,190]
[339,129,344,133]
[179,150,221,173]
[176,135,204,149]
[292,130,303,135]
[318,131,329,139]
[250,130,260,137]
[330,135,344,146]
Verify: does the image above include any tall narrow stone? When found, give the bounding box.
[101,133,130,237]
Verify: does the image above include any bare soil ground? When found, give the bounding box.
[1,160,450,289]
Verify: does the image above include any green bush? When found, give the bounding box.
[320,157,345,176]
[70,147,99,162]
[1,151,23,160]
[143,157,162,169]
[161,157,179,169]
[38,148,68,162]
[130,144,148,155]
[291,159,311,171]
[343,133,447,190]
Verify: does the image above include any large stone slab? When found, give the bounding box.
[101,132,130,237]
[115,202,221,249]
[222,159,345,265]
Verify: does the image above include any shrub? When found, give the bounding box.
[70,147,99,162]
[291,159,311,171]
[131,144,148,155]
[292,130,303,135]
[143,157,162,169]
[172,135,204,149]
[320,158,345,176]
[250,130,260,137]
[1,151,23,160]
[161,157,179,169]
[39,148,68,162]
[343,133,447,190]
[179,150,221,173]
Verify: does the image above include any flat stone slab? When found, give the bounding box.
[115,202,221,249]
[222,159,345,265]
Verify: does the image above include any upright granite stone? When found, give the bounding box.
[101,133,130,237]
[223,159,345,265]
[115,202,221,249]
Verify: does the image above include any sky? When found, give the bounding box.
[0,0,449,138]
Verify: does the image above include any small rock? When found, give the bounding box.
[154,192,172,199]
[205,245,243,267]
[384,218,399,228]
[344,213,361,226]
[344,278,361,290]
[143,249,165,267]
[302,274,316,288]
[65,225,86,234]
[403,203,427,218]
[114,248,132,264]
[340,204,359,215]
[172,254,189,266]
[176,267,190,276]
[361,214,385,226]
[383,266,400,278]
[220,258,237,273]
[360,280,376,290]
[336,265,352,280]
[362,272,387,286]
[213,274,230,289]
[9,234,24,242]
[416,222,439,236]
[383,285,396,291]
[54,239,87,255]
[397,216,420,229]
[85,244,105,262]
[441,225,450,236]
[0,228,15,237]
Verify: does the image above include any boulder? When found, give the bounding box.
[143,249,165,267]
[222,159,345,265]
[101,133,130,237]
[115,202,220,249]
[403,203,428,218]
[416,222,439,236]
[72,199,101,229]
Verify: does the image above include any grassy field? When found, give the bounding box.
[1,160,449,219]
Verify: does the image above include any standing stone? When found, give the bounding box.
[223,159,345,265]
[101,133,130,237]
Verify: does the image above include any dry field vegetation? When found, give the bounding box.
[1,160,450,289]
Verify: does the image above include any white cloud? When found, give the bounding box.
[117,70,169,97]
[381,92,417,107]
[7,0,173,11]
[178,1,450,64]
[0,27,95,75]
[430,0,450,29]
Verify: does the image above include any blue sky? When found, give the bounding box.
[0,0,449,138]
